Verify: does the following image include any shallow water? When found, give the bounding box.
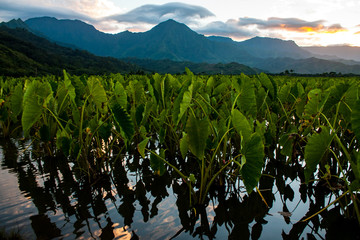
[0,138,357,239]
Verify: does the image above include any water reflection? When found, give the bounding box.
[0,139,359,239]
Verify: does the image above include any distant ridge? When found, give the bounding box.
[0,25,140,76]
[2,17,360,74]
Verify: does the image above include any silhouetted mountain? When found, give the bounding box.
[0,18,31,31]
[125,58,259,75]
[3,17,360,74]
[254,57,360,74]
[25,18,254,63]
[0,26,140,76]
[304,45,360,62]
[238,36,312,59]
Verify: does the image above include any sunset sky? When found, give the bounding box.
[1,0,359,46]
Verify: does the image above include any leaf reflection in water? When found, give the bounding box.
[0,138,359,239]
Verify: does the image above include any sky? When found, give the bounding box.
[1,0,360,46]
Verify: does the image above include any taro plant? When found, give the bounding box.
[138,71,265,207]
[300,80,360,224]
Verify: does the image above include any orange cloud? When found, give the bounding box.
[236,17,347,34]
[355,31,360,34]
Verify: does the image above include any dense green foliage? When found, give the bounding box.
[1,71,359,223]
[0,26,140,76]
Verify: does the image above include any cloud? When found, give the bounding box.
[235,17,347,33]
[106,2,215,25]
[196,20,258,39]
[0,0,119,22]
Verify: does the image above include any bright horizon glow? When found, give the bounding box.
[0,0,359,47]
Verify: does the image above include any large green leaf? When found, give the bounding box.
[237,75,257,117]
[180,133,188,159]
[114,81,127,109]
[178,83,193,124]
[304,89,323,117]
[22,80,53,136]
[278,83,291,104]
[150,150,166,176]
[231,109,252,142]
[137,137,149,158]
[352,99,360,140]
[10,83,23,117]
[257,73,276,99]
[87,77,108,113]
[323,83,350,113]
[241,133,264,193]
[173,81,193,124]
[111,103,134,140]
[63,71,76,104]
[304,126,333,183]
[186,115,209,160]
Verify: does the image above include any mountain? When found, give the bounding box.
[26,18,254,63]
[303,45,360,62]
[26,17,311,63]
[0,18,32,31]
[254,57,360,74]
[125,58,259,75]
[0,23,259,76]
[238,37,312,59]
[0,25,140,76]
[4,17,360,74]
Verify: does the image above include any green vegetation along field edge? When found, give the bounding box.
[0,70,359,223]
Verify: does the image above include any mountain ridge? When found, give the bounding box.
[2,17,360,74]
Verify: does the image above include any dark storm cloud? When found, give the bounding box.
[106,2,215,24]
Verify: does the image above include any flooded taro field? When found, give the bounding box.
[1,73,360,239]
[0,138,358,239]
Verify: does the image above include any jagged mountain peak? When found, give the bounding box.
[0,18,30,30]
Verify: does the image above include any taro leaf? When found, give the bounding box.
[279,133,295,157]
[135,104,145,126]
[10,83,23,117]
[150,150,166,176]
[180,133,188,159]
[213,82,228,96]
[304,126,333,183]
[137,137,149,158]
[352,99,360,140]
[111,103,134,140]
[257,73,276,100]
[206,76,215,93]
[231,109,252,142]
[63,71,76,104]
[278,83,291,104]
[99,123,112,141]
[186,115,209,160]
[323,83,350,113]
[241,133,264,193]
[22,80,53,136]
[238,76,257,117]
[304,89,322,117]
[114,81,127,109]
[87,77,108,114]
[177,83,193,124]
